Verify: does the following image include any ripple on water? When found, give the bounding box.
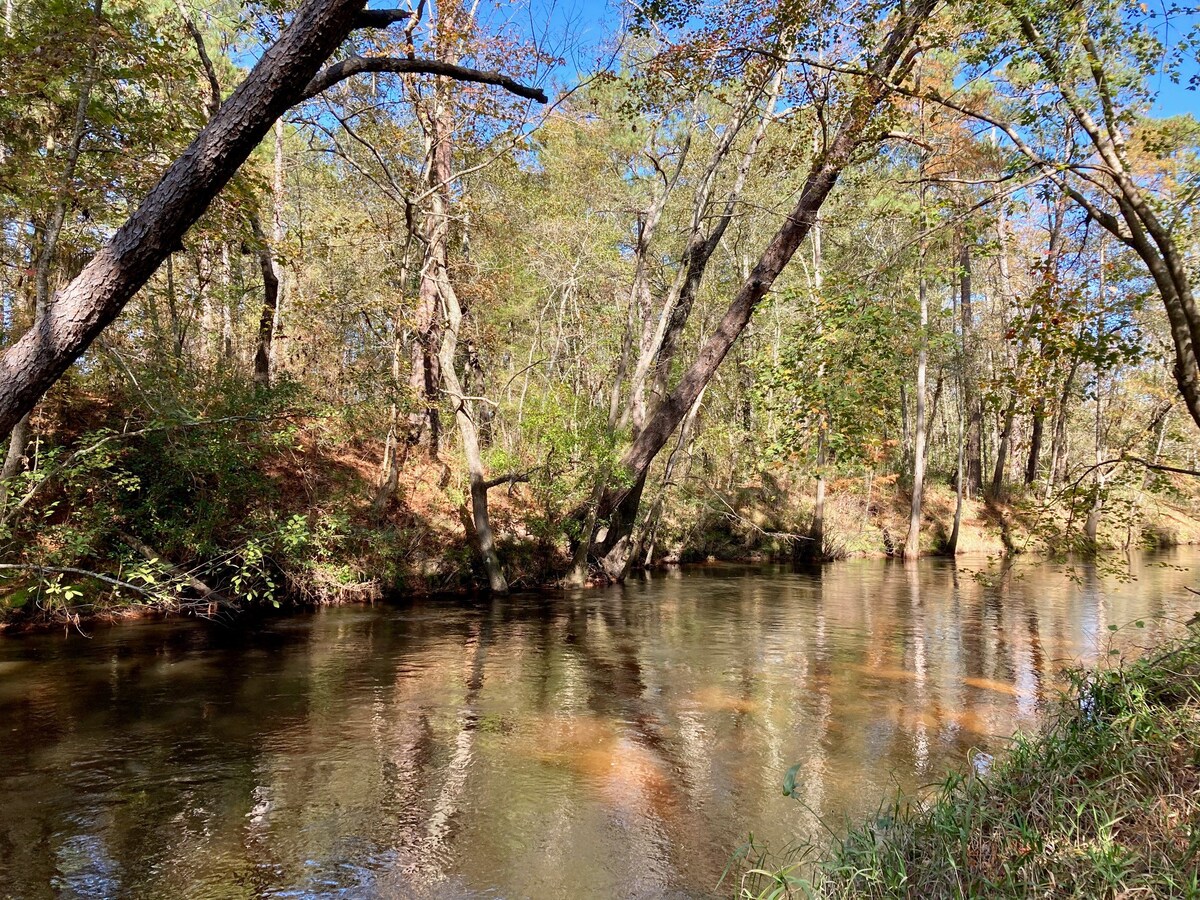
[0,550,1198,898]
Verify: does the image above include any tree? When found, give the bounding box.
[926,0,1200,429]
[585,0,939,579]
[0,0,545,439]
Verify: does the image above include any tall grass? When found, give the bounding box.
[733,626,1200,899]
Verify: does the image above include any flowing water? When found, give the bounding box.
[2,550,1199,899]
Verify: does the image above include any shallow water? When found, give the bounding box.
[1,551,1198,899]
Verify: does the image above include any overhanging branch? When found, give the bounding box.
[483,472,531,491]
[353,8,410,29]
[301,56,548,103]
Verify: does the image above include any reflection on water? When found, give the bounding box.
[1,551,1198,899]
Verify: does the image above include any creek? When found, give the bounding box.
[2,550,1198,898]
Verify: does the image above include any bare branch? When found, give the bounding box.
[302,56,548,103]
[880,130,934,151]
[482,472,531,491]
[174,0,222,118]
[116,529,230,603]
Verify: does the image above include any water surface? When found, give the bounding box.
[2,551,1198,899]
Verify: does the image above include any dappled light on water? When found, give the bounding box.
[1,551,1197,898]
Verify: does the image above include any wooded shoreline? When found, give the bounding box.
[2,0,1199,635]
[2,454,1196,633]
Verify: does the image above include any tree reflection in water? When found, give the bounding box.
[0,550,1195,898]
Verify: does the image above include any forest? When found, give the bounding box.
[0,0,1198,615]
[2,0,1200,896]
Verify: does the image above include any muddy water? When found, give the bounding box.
[1,551,1198,899]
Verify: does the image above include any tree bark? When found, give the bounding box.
[904,260,928,560]
[1025,400,1044,485]
[251,217,278,386]
[1046,355,1080,496]
[629,63,784,421]
[959,240,983,496]
[403,82,457,456]
[419,12,508,593]
[0,0,543,438]
[948,409,964,555]
[373,231,415,512]
[991,398,1016,499]
[588,0,936,571]
[253,120,286,387]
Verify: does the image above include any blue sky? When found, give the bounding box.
[1152,80,1198,117]
[361,0,1198,120]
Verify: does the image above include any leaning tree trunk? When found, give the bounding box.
[588,0,937,574]
[590,66,784,580]
[439,289,509,593]
[0,0,544,439]
[996,11,1200,429]
[0,0,369,436]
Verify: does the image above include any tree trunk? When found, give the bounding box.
[373,236,415,512]
[621,119,695,433]
[1143,404,1171,489]
[419,39,507,593]
[630,64,784,420]
[947,410,964,555]
[991,398,1016,499]
[588,0,936,568]
[959,241,983,496]
[404,124,445,456]
[904,268,928,560]
[442,335,508,593]
[1025,400,1044,485]
[904,123,930,562]
[1045,355,1080,496]
[253,120,286,387]
[1086,243,1107,547]
[0,0,542,438]
[251,215,279,386]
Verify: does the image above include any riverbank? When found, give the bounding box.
[737,625,1200,899]
[1,407,1198,631]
